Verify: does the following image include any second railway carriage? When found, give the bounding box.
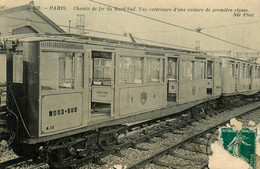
[2,33,221,146]
[166,54,221,103]
[220,56,260,96]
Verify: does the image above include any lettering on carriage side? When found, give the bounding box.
[49,108,77,117]
[97,91,108,94]
[96,91,108,97]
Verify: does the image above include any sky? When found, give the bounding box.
[0,0,260,53]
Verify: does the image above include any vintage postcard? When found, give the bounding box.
[0,0,259,168]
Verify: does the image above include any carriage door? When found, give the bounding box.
[206,60,213,95]
[91,51,114,117]
[167,57,178,102]
[249,65,253,90]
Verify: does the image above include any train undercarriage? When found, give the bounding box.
[0,91,259,168]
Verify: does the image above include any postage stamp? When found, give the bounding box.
[220,127,256,168]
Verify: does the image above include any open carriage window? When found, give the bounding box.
[146,58,163,83]
[167,58,177,80]
[76,54,84,88]
[194,61,205,80]
[229,64,235,78]
[92,51,112,86]
[182,60,194,80]
[40,52,83,91]
[207,61,213,79]
[249,66,252,78]
[201,62,206,79]
[13,52,23,83]
[215,63,222,78]
[255,67,258,78]
[246,65,250,78]
[219,63,222,78]
[58,53,74,88]
[242,65,246,78]
[40,52,75,91]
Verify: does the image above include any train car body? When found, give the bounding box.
[220,56,260,96]
[166,54,221,104]
[0,34,260,166]
[0,34,223,145]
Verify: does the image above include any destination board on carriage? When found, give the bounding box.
[92,86,112,103]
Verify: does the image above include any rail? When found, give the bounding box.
[127,103,260,169]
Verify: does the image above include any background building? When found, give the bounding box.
[0,1,66,83]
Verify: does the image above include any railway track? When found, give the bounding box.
[127,103,260,169]
[0,157,30,168]
[80,101,260,169]
[0,157,47,169]
[0,100,259,168]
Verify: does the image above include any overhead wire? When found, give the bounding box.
[134,36,195,50]
[131,29,183,34]
[88,0,259,52]
[131,20,260,34]
[2,3,259,52]
[1,15,194,50]
[203,20,260,29]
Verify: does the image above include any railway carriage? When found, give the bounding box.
[0,33,260,166]
[220,56,260,96]
[253,65,260,90]
[2,34,219,142]
[166,54,221,104]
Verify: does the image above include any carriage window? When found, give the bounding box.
[219,63,222,78]
[246,66,250,78]
[194,61,204,80]
[182,60,193,80]
[146,58,162,83]
[59,53,74,88]
[214,63,219,79]
[40,52,78,91]
[249,66,252,78]
[13,52,23,83]
[201,62,205,79]
[119,56,143,84]
[255,67,257,78]
[207,61,213,78]
[236,64,240,77]
[160,59,164,82]
[167,58,177,80]
[75,54,84,88]
[242,65,246,78]
[92,51,111,85]
[232,64,235,78]
[230,64,235,78]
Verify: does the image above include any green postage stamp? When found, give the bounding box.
[220,127,256,169]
